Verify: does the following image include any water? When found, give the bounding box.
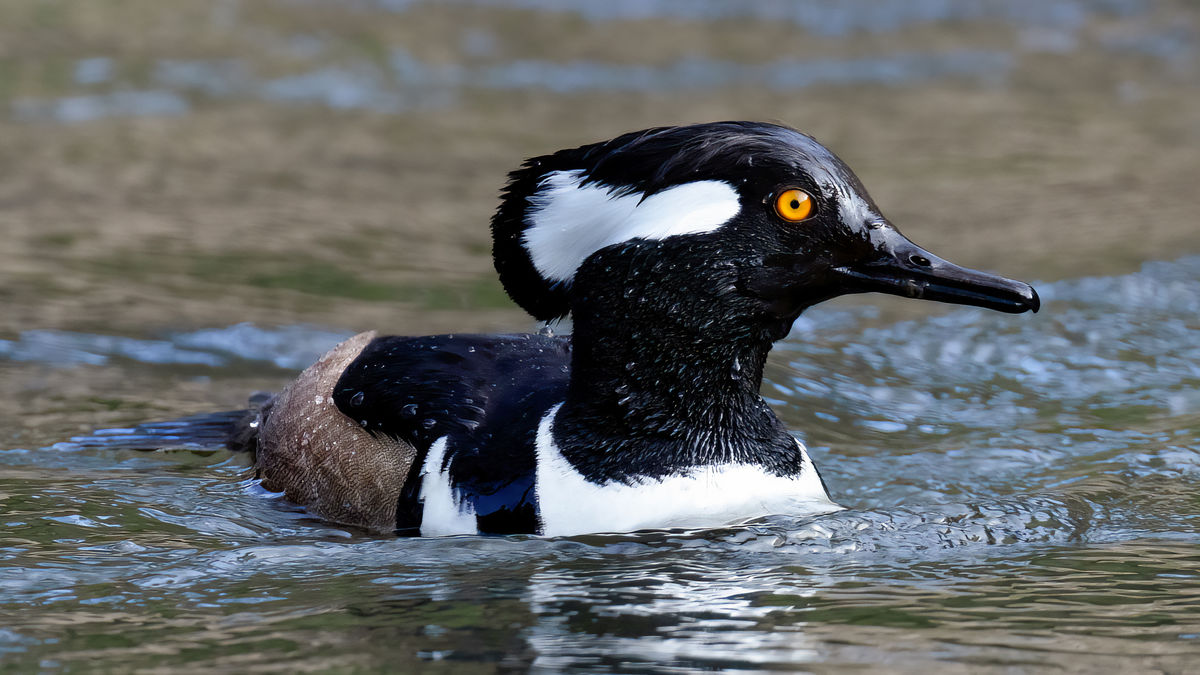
[1,259,1198,671]
[2,0,1199,671]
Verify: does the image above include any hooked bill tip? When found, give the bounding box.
[1024,285,1041,314]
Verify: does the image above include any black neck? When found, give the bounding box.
[553,243,804,483]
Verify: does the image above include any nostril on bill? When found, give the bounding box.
[909,254,931,267]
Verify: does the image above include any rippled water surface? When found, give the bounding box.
[2,0,1199,672]
[4,260,1199,671]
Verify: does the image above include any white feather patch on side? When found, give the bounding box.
[522,170,741,285]
[534,404,841,537]
[418,436,477,536]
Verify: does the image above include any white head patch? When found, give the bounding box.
[522,170,741,285]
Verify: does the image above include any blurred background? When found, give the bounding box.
[2,0,1196,339]
[1,1,1199,672]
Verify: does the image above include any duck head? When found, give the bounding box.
[492,121,1039,334]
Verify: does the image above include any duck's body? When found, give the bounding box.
[224,121,1039,537]
[249,329,834,536]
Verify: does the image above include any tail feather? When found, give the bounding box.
[57,392,275,454]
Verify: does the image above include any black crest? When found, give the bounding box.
[490,121,839,321]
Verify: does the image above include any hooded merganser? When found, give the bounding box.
[222,121,1039,536]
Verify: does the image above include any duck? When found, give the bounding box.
[222,121,1039,537]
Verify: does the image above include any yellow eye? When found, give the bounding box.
[774,188,814,222]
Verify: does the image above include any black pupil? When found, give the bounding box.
[789,199,800,209]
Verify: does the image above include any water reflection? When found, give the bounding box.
[524,562,823,670]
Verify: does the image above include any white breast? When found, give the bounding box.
[534,404,841,537]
